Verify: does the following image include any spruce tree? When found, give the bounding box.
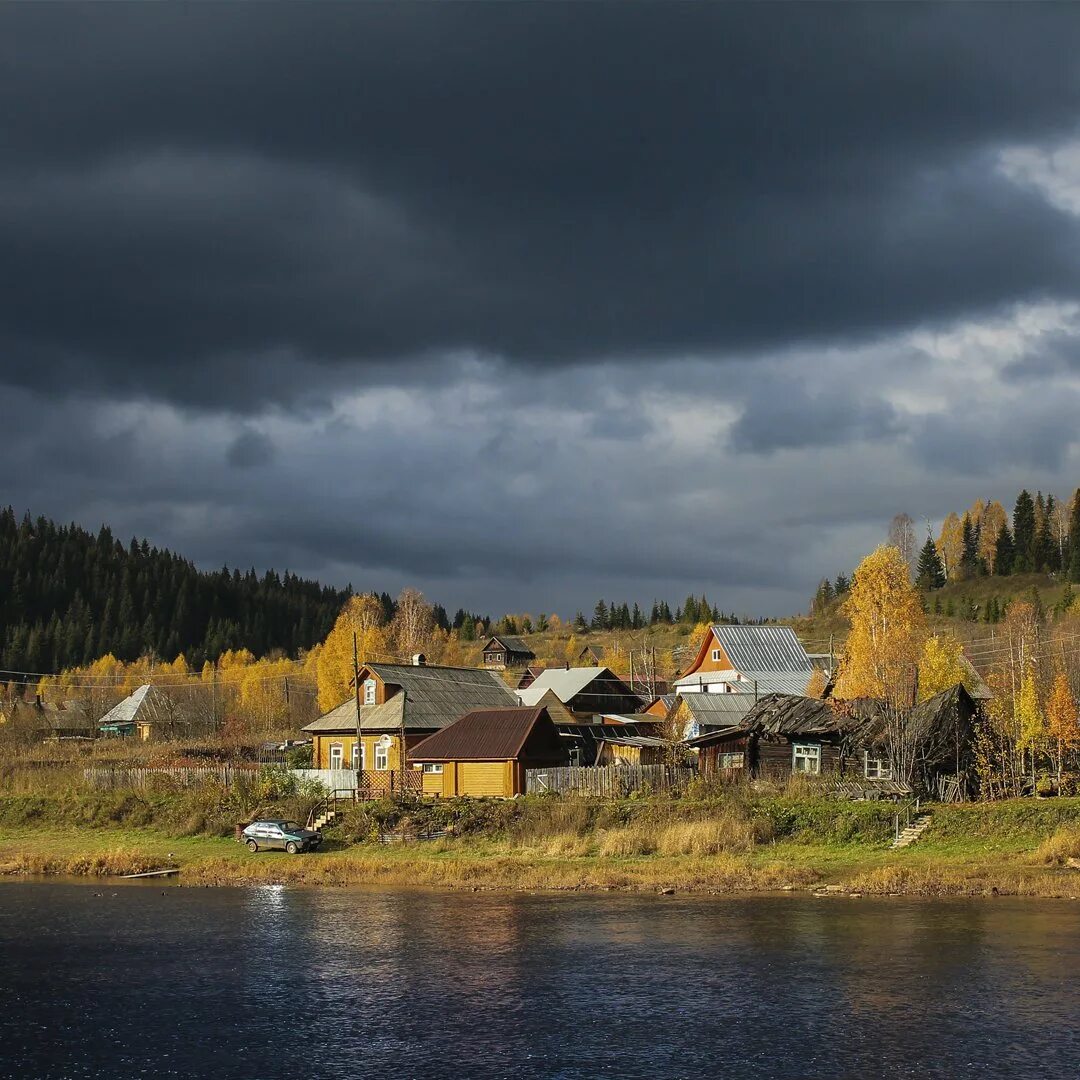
[1013,490,1036,573]
[960,515,979,578]
[995,523,1015,576]
[915,536,946,590]
[1068,491,1080,583]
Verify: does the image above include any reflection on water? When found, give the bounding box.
[0,883,1078,1079]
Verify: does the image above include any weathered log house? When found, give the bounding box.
[689,685,978,797]
[481,635,536,670]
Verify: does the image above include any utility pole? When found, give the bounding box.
[353,632,362,783]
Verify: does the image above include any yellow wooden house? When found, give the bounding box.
[301,659,517,796]
[407,706,568,798]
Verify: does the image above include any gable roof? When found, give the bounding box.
[678,693,757,725]
[483,635,534,655]
[516,666,622,707]
[304,663,516,733]
[97,684,169,728]
[709,625,813,674]
[408,706,554,762]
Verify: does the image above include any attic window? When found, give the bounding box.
[792,743,821,775]
[363,679,376,705]
[711,649,722,663]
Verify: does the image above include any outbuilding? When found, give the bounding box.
[407,706,568,797]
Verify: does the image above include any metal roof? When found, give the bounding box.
[674,670,812,696]
[408,706,562,762]
[304,663,516,734]
[678,694,757,724]
[517,666,616,707]
[483,635,534,655]
[710,625,814,674]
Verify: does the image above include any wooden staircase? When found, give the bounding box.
[311,807,338,831]
[891,813,933,850]
[306,788,354,832]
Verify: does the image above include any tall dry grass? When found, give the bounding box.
[1032,826,1080,866]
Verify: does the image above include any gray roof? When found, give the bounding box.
[483,635,534,655]
[304,663,516,734]
[98,684,155,727]
[678,693,757,724]
[710,625,814,674]
[675,670,813,696]
[517,667,614,707]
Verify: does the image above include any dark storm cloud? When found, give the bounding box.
[4,5,1080,409]
[6,5,1080,616]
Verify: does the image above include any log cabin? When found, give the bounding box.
[688,686,978,797]
[516,666,643,719]
[481,634,536,670]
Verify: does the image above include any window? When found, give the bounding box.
[375,744,389,771]
[792,743,821,775]
[351,743,363,770]
[717,752,744,770]
[329,742,344,769]
[711,649,722,663]
[864,752,893,780]
[363,679,376,705]
[422,763,443,774]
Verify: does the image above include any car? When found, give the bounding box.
[241,819,322,854]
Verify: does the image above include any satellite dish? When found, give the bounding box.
[378,734,393,748]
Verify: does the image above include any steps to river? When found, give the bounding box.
[891,814,933,850]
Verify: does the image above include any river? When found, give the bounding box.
[0,882,1077,1078]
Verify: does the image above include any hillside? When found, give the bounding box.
[0,509,351,674]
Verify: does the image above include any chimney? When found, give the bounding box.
[565,661,570,670]
[412,653,427,666]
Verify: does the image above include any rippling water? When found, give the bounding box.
[1,882,1078,1078]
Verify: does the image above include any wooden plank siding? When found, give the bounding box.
[526,764,694,797]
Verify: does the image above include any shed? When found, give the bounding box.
[407,706,567,797]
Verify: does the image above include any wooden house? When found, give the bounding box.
[0,696,94,743]
[407,706,568,797]
[302,659,517,796]
[515,665,549,691]
[481,635,536,670]
[96,684,209,741]
[578,644,604,666]
[674,625,814,696]
[688,685,978,797]
[517,666,643,719]
[670,692,756,740]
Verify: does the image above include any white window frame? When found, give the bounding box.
[351,743,363,770]
[792,743,821,775]
[375,744,389,771]
[716,752,744,770]
[864,751,893,781]
[422,763,444,774]
[363,679,376,705]
[711,649,722,663]
[329,742,344,769]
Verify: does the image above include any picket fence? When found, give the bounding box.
[525,763,695,797]
[83,765,259,790]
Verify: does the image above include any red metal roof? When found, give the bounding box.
[407,706,558,762]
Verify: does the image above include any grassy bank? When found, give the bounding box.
[5,790,1080,897]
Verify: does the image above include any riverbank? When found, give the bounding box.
[4,795,1080,896]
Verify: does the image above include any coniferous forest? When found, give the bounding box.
[0,508,352,674]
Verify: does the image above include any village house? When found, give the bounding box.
[407,706,568,797]
[302,659,516,795]
[516,666,643,719]
[577,644,604,666]
[688,685,978,798]
[481,634,536,670]
[515,664,549,691]
[97,684,210,741]
[0,696,94,743]
[669,692,756,740]
[674,624,815,697]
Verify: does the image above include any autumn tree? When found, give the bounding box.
[888,513,918,578]
[1016,661,1046,788]
[834,546,927,780]
[917,633,969,701]
[1045,670,1079,788]
[315,594,388,712]
[389,587,435,658]
[936,512,963,580]
[979,500,1008,574]
[806,667,828,699]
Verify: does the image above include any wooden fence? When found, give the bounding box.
[83,765,259,790]
[525,764,695,797]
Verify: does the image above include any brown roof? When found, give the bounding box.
[408,706,555,762]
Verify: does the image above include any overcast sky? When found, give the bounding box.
[5,5,1080,619]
